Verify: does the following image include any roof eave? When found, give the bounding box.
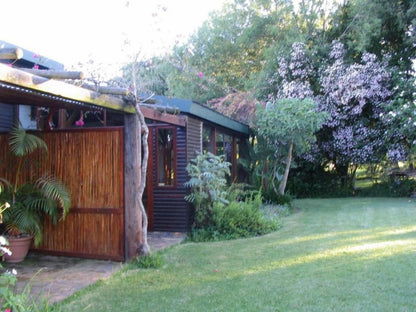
[0,64,135,113]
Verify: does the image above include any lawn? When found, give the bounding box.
[58,198,416,312]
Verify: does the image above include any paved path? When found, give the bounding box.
[2,232,186,303]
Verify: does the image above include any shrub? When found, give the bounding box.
[189,191,282,242]
[185,154,287,242]
[286,166,354,198]
[185,152,231,228]
[357,177,416,197]
[262,186,293,205]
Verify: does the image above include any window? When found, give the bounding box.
[216,132,233,163]
[157,128,176,186]
[202,126,214,153]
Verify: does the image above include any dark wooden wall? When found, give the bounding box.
[0,128,125,261]
[186,117,202,161]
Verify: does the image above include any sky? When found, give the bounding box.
[0,0,227,73]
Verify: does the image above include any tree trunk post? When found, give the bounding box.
[134,102,150,256]
[124,113,143,259]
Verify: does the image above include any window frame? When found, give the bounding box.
[155,126,177,188]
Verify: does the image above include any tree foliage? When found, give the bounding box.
[185,152,231,228]
[256,97,327,194]
[314,41,392,174]
[117,0,415,191]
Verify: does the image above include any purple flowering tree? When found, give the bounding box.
[275,42,314,100]
[315,41,392,185]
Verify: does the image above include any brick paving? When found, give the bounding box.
[2,232,186,303]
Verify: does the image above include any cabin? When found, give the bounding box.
[143,96,250,232]
[0,41,250,261]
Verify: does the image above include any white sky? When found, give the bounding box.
[0,0,227,73]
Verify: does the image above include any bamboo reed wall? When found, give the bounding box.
[0,128,124,261]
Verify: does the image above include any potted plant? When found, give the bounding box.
[0,127,71,262]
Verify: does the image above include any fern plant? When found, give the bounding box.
[0,127,71,246]
[185,151,230,228]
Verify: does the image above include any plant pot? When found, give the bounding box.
[4,235,33,263]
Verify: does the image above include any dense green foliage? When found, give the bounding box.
[185,153,285,241]
[184,152,230,228]
[357,176,416,198]
[256,97,327,195]
[190,191,283,241]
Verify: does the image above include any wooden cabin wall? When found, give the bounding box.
[186,117,202,161]
[0,128,124,261]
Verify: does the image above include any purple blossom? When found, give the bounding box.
[387,144,407,162]
[316,42,392,165]
[276,42,314,100]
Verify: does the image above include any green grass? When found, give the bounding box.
[57,198,416,311]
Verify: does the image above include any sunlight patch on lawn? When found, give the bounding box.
[267,225,416,249]
[342,239,415,253]
[377,225,416,236]
[244,233,416,275]
[275,229,372,246]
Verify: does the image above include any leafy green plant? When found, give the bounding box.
[213,191,279,239]
[132,252,164,269]
[0,127,71,246]
[262,186,292,205]
[185,151,230,228]
[0,260,57,311]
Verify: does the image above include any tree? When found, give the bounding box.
[208,91,259,126]
[382,73,416,165]
[329,0,416,72]
[129,54,151,256]
[256,97,327,195]
[314,41,392,185]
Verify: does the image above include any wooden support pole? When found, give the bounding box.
[0,48,23,60]
[20,69,84,80]
[124,113,143,259]
[98,86,129,95]
[82,84,130,96]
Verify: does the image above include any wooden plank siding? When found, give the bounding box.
[186,117,202,161]
[0,128,125,261]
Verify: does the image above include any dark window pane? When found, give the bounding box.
[157,128,175,186]
[202,126,214,153]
